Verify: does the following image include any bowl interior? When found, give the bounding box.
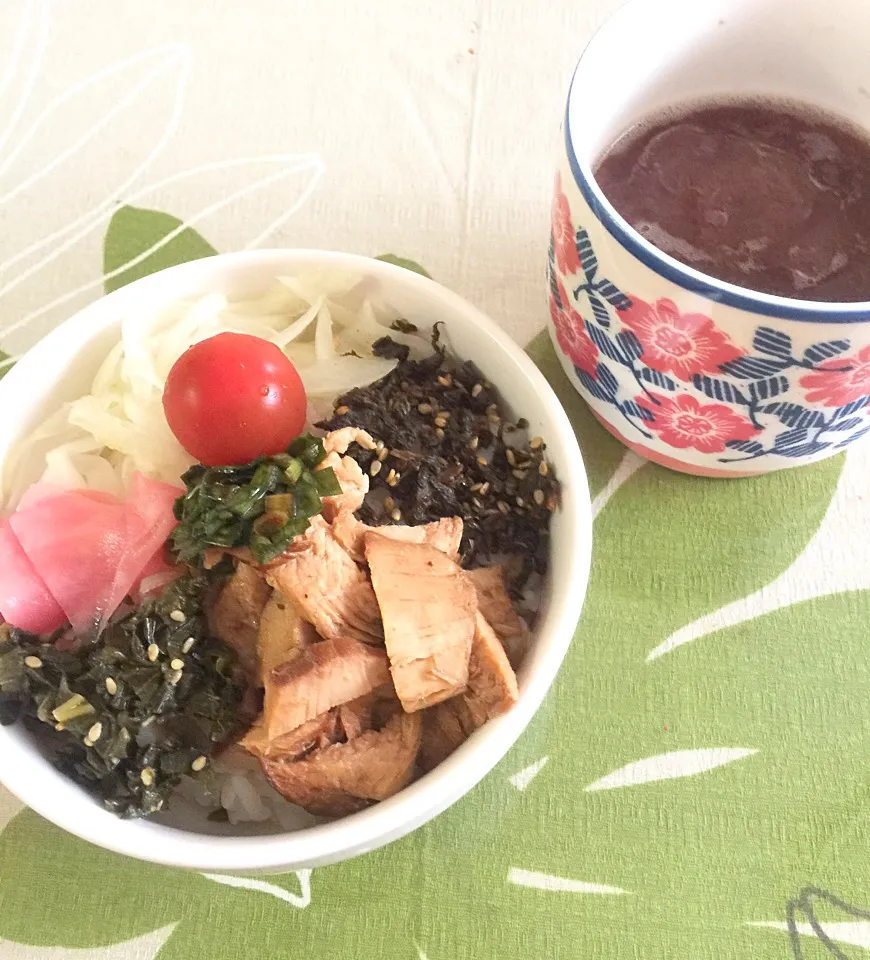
[0,250,591,870]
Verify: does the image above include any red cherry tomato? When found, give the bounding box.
[163,332,307,466]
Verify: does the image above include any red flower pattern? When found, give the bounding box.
[620,296,744,381]
[550,278,598,375]
[800,345,870,407]
[551,173,581,275]
[637,392,760,454]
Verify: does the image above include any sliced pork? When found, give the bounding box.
[263,635,390,740]
[262,710,422,816]
[465,565,530,667]
[206,562,271,678]
[266,516,383,646]
[418,696,477,772]
[464,612,519,726]
[331,512,462,563]
[365,533,476,712]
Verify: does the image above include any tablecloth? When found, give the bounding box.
[1,2,869,958]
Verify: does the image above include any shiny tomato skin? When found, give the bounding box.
[162,332,307,466]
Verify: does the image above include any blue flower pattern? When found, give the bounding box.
[548,224,870,466]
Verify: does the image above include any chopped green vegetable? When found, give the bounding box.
[171,434,342,565]
[0,576,245,818]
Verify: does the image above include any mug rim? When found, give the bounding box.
[563,4,870,325]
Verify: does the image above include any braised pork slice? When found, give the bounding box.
[332,512,463,564]
[418,696,477,772]
[206,563,271,677]
[241,710,340,760]
[337,696,375,741]
[417,613,519,770]
[465,566,530,668]
[266,515,383,646]
[257,592,317,683]
[264,635,390,740]
[365,534,476,712]
[262,710,422,816]
[464,612,519,726]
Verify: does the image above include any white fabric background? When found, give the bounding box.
[0,0,622,354]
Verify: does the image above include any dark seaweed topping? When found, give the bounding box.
[372,336,410,363]
[171,434,341,566]
[316,327,558,591]
[0,576,245,818]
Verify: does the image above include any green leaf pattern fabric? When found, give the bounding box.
[0,217,868,960]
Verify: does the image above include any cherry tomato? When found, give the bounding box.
[163,332,307,466]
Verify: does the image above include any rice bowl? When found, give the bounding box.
[0,250,591,872]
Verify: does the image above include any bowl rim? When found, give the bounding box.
[564,0,870,323]
[0,248,592,871]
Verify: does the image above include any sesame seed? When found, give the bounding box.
[370,460,382,477]
[169,609,185,623]
[168,669,183,686]
[437,374,452,387]
[479,482,490,496]
[417,403,433,415]
[435,427,445,439]
[488,413,501,424]
[470,483,483,493]
[335,405,350,415]
[497,501,510,515]
[376,439,385,451]
[377,446,389,461]
[516,497,525,507]
[539,461,549,477]
[191,755,208,773]
[140,767,155,786]
[170,658,184,671]
[104,677,117,696]
[534,489,545,505]
[469,436,479,450]
[147,643,160,662]
[86,722,102,744]
[437,410,451,419]
[505,449,516,466]
[512,469,527,480]
[181,637,195,654]
[477,456,488,467]
[391,508,402,522]
[24,655,42,669]
[54,722,65,731]
[471,383,483,397]
[434,416,448,429]
[530,436,544,450]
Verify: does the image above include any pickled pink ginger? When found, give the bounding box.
[0,473,181,636]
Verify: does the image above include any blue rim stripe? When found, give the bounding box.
[562,93,870,324]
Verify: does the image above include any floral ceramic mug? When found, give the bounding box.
[549,0,870,476]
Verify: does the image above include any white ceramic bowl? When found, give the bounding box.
[0,250,591,873]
